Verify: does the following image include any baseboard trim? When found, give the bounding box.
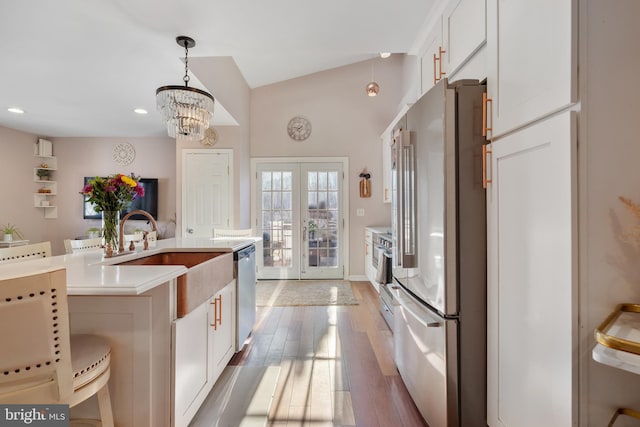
[348,275,368,282]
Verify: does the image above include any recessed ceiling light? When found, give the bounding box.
[380,52,391,58]
[7,107,24,114]
[134,108,148,115]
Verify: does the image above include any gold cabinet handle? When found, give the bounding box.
[210,295,223,330]
[438,46,446,79]
[384,188,388,201]
[433,52,439,86]
[482,92,493,138]
[210,298,218,330]
[482,144,492,189]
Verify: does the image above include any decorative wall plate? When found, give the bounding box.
[200,127,219,146]
[112,142,135,165]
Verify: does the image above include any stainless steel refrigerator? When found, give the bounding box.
[390,78,487,427]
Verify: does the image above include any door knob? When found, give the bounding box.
[186,228,194,234]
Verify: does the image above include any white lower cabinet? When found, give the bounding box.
[173,300,209,427]
[173,279,237,427]
[209,279,236,382]
[364,229,377,289]
[486,111,576,427]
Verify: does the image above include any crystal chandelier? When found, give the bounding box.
[156,36,215,140]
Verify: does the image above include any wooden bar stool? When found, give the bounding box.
[0,268,114,426]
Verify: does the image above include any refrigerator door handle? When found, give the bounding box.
[399,133,417,268]
[394,129,405,268]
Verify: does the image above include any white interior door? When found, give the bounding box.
[182,150,232,238]
[256,161,344,280]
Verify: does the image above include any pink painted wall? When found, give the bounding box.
[181,56,252,230]
[0,127,176,255]
[0,126,52,246]
[250,55,410,276]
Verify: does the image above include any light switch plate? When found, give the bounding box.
[356,208,365,216]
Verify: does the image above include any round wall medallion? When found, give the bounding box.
[112,142,135,165]
[200,127,219,146]
[287,116,312,141]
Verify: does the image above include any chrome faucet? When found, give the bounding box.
[118,209,158,253]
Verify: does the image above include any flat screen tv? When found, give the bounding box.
[83,177,159,220]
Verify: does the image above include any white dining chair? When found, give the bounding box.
[64,238,103,254]
[0,241,51,264]
[0,268,114,426]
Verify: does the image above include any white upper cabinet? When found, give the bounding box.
[486,0,576,139]
[417,0,487,97]
[442,0,487,77]
[419,18,443,96]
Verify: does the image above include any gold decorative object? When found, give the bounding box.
[595,303,640,355]
[359,171,371,198]
[200,127,219,146]
[608,407,640,427]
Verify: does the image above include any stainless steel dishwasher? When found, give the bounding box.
[234,243,256,351]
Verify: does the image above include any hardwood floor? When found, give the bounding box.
[190,281,428,427]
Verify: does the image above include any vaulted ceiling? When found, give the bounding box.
[0,0,438,137]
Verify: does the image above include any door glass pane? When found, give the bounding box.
[262,172,272,191]
[262,192,271,210]
[328,191,337,209]
[318,172,327,190]
[282,192,292,210]
[283,172,292,190]
[308,172,317,190]
[308,192,317,209]
[273,172,282,190]
[328,172,338,190]
[261,171,293,268]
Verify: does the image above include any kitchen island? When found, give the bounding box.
[0,237,258,427]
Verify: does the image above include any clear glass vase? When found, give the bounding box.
[101,211,120,256]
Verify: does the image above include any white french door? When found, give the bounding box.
[255,161,345,280]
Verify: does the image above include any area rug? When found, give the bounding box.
[256,280,359,306]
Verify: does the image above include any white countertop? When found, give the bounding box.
[0,237,259,296]
[366,225,392,235]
